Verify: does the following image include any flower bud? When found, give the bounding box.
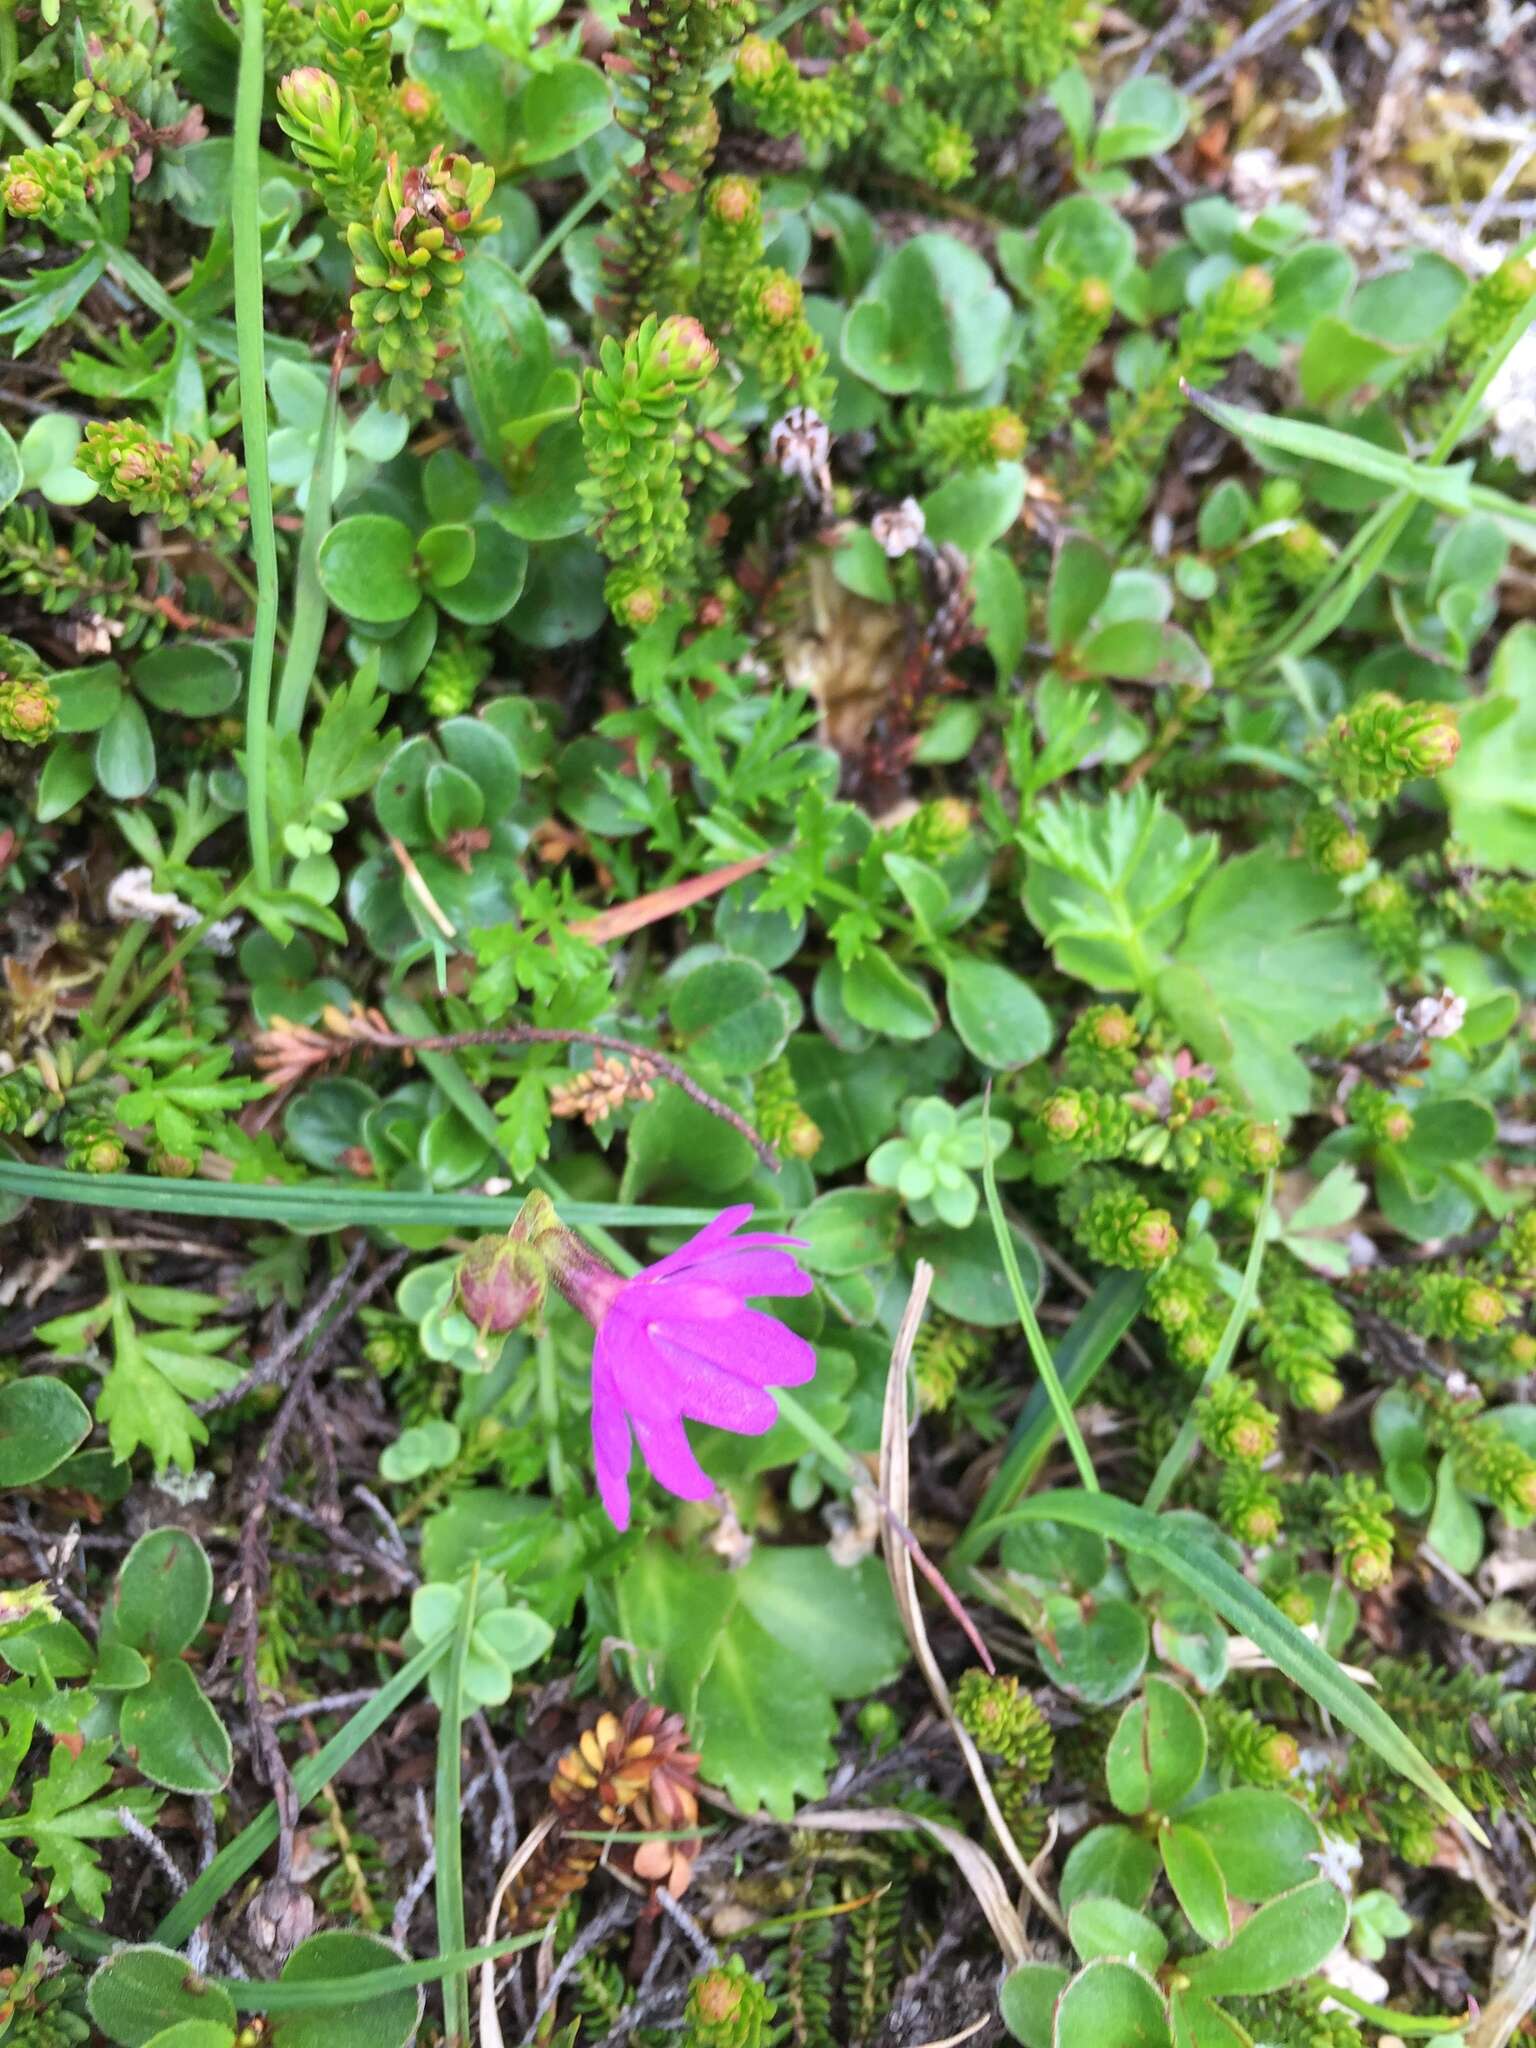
[247,1876,317,1959]
[279,66,343,123]
[456,1233,546,1334]
[871,497,926,559]
[3,174,45,216]
[653,314,718,384]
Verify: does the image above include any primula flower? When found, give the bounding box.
[531,1200,815,1531]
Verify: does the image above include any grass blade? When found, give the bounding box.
[950,1270,1146,1568]
[980,1092,1098,1494]
[154,1635,452,1948]
[991,1491,1488,1842]
[435,1568,476,2044]
[0,1160,727,1231]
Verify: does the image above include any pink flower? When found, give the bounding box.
[555,1205,816,1531]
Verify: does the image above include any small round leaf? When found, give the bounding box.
[318,515,420,624]
[87,1945,238,2046]
[113,1527,213,1656]
[271,1930,423,2048]
[1105,1677,1207,1817]
[119,1660,232,1794]
[0,1377,91,1486]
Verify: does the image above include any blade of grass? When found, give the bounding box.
[980,1089,1098,1494]
[1141,1171,1273,1513]
[989,1491,1488,1842]
[207,1934,543,2006]
[232,0,279,892]
[273,354,342,739]
[154,1634,452,1948]
[435,1565,476,2044]
[0,1160,726,1231]
[950,1270,1146,1569]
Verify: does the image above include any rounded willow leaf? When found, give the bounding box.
[1037,1594,1149,1706]
[907,1211,1043,1329]
[132,642,241,714]
[1059,1825,1160,1914]
[0,1376,91,1485]
[1051,1956,1171,2048]
[1181,1878,1349,1998]
[1180,1788,1322,1902]
[1067,1898,1168,1972]
[113,1527,213,1656]
[119,1660,233,1794]
[1000,1963,1069,2048]
[87,1944,238,2046]
[1159,1821,1231,1947]
[793,1188,902,1276]
[143,2023,238,2048]
[317,515,420,625]
[1105,1677,1207,1816]
[94,695,156,800]
[670,956,788,1076]
[434,521,527,625]
[0,422,23,510]
[944,957,1052,1071]
[271,1930,423,2048]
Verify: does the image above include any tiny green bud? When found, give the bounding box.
[455,1234,546,1334]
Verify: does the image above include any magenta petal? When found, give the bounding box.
[645,1328,782,1431]
[589,1355,635,1532]
[661,1304,816,1390]
[644,1206,757,1279]
[632,1409,715,1502]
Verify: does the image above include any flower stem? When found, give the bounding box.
[232,0,279,893]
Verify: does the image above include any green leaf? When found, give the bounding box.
[921,463,1026,554]
[36,738,96,821]
[270,1931,423,2048]
[0,1378,91,1485]
[617,1542,899,1818]
[1048,534,1115,652]
[734,1548,907,1699]
[505,59,611,167]
[417,521,476,591]
[1105,1677,1207,1816]
[110,1528,212,1656]
[88,1945,239,2047]
[1427,1452,1483,1573]
[1194,389,1478,516]
[1162,850,1382,1119]
[1167,1993,1253,2047]
[993,1493,1487,1840]
[1001,1964,1071,2048]
[434,521,527,624]
[133,643,241,714]
[1038,1594,1149,1705]
[1068,1899,1168,1971]
[1177,1787,1325,1903]
[0,423,22,511]
[143,2023,237,2048]
[1096,75,1188,163]
[793,1188,902,1275]
[1076,618,1210,690]
[1181,1878,1348,1997]
[119,1661,233,1794]
[1051,1957,1171,2048]
[317,515,420,625]
[842,233,1013,398]
[1159,1822,1230,1946]
[94,696,156,800]
[907,1210,1043,1328]
[1021,788,1216,991]
[1442,623,1536,869]
[944,958,1052,1071]
[619,1091,757,1202]
[670,956,790,1076]
[840,950,939,1039]
[1059,1825,1162,1913]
